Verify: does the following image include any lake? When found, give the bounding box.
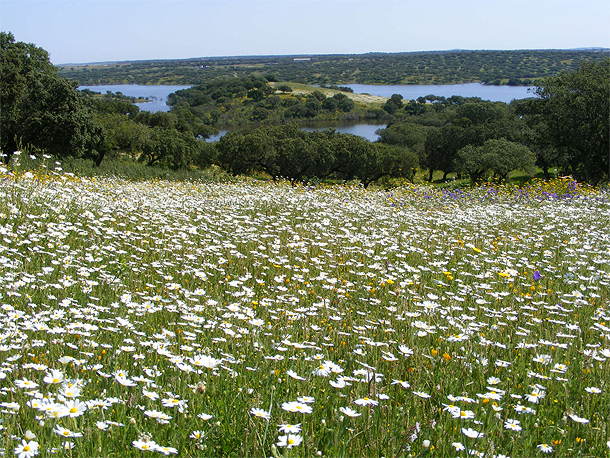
[206,122,387,143]
[300,122,387,142]
[79,82,537,114]
[344,83,536,104]
[79,83,537,141]
[78,84,192,112]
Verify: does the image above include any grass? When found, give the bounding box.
[1,158,609,457]
[423,167,554,186]
[10,153,238,184]
[269,82,388,107]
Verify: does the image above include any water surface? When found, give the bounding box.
[344,83,536,103]
[78,84,536,142]
[78,84,192,112]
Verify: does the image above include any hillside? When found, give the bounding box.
[58,49,609,86]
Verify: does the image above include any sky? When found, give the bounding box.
[1,0,609,65]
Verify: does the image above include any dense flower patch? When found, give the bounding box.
[1,171,609,457]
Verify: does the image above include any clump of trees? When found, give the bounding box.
[455,139,536,181]
[376,58,609,185]
[514,60,609,183]
[1,32,102,164]
[1,32,216,168]
[166,77,382,127]
[422,100,529,181]
[215,124,417,187]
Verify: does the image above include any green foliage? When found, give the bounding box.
[87,97,142,116]
[57,49,609,87]
[422,100,528,180]
[1,33,55,135]
[79,87,145,105]
[140,127,200,168]
[1,32,100,163]
[56,155,231,182]
[319,84,354,92]
[331,92,355,112]
[277,84,293,93]
[404,99,428,116]
[423,124,469,180]
[455,138,536,181]
[95,113,149,156]
[358,143,418,188]
[376,120,428,158]
[215,124,418,187]
[382,93,404,114]
[166,77,372,128]
[521,59,610,183]
[18,73,99,157]
[6,33,607,186]
[79,95,215,169]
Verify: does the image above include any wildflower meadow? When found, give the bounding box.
[1,164,609,457]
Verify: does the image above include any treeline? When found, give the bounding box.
[378,98,536,182]
[215,124,417,187]
[166,76,386,127]
[213,97,541,186]
[1,32,213,168]
[375,58,609,184]
[2,33,609,186]
[57,49,609,87]
[79,88,146,104]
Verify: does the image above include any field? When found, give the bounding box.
[268,82,388,107]
[1,163,609,457]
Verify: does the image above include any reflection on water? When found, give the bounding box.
[205,122,387,143]
[79,83,536,116]
[78,84,192,112]
[300,122,386,142]
[205,130,229,142]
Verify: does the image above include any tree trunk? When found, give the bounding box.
[2,151,13,165]
[2,137,18,164]
[94,151,106,167]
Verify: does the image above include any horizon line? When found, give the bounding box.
[55,47,610,67]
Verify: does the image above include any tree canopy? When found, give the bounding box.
[58,49,609,87]
[455,138,536,181]
[1,32,100,163]
[166,77,373,128]
[517,59,609,183]
[216,124,417,187]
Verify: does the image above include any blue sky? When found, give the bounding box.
[1,0,608,64]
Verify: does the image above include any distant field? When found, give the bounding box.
[2,168,609,457]
[57,49,610,86]
[269,82,388,106]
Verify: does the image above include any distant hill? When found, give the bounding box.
[568,47,608,51]
[57,49,610,86]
